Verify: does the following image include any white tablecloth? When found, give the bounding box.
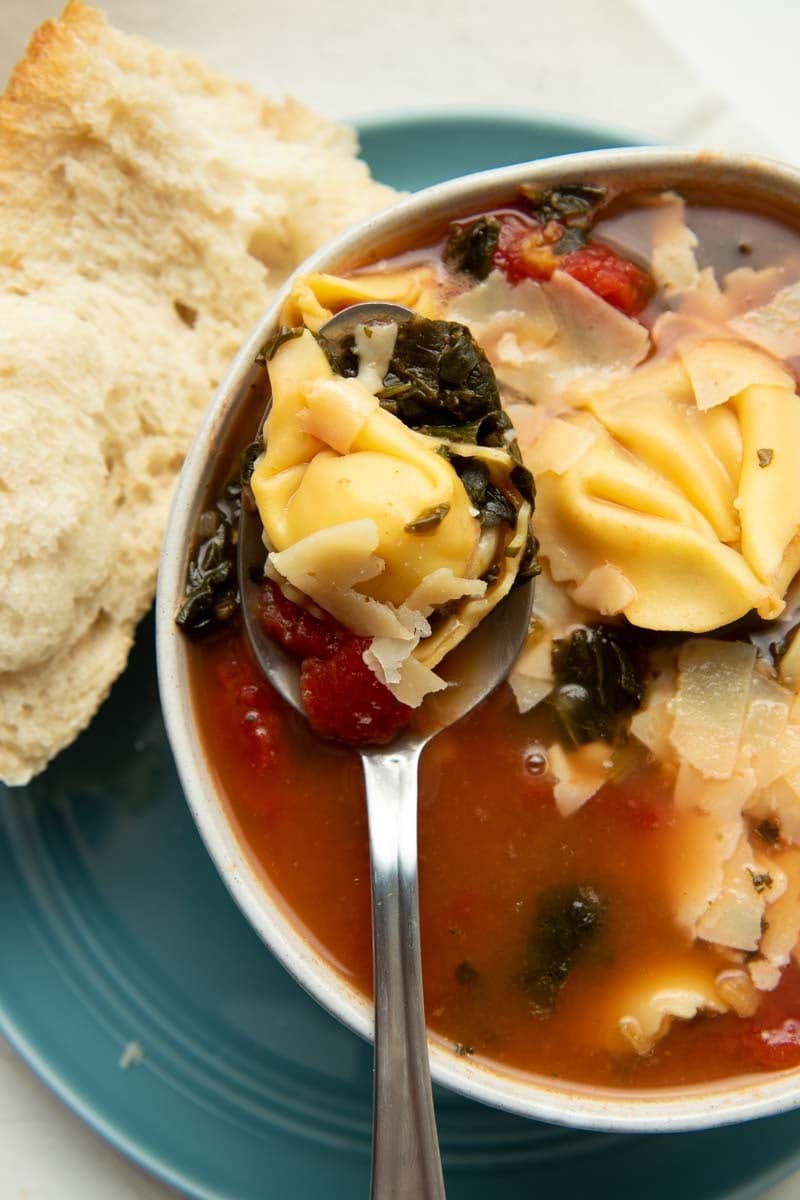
[1,1,799,1196]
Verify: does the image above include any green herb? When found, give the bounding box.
[255,324,304,364]
[755,818,781,847]
[404,503,450,534]
[549,625,645,746]
[454,960,480,986]
[444,215,501,280]
[748,870,773,894]
[520,884,607,1015]
[757,448,774,468]
[520,183,607,227]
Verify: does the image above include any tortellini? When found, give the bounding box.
[250,324,531,703]
[530,346,800,632]
[251,330,482,606]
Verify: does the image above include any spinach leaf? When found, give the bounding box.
[520,884,607,1015]
[520,183,607,228]
[550,624,645,746]
[176,443,260,637]
[377,317,502,430]
[255,324,304,365]
[444,215,501,280]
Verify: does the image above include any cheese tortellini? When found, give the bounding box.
[250,319,531,704]
[531,345,800,632]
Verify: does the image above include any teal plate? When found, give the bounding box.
[3,112,800,1200]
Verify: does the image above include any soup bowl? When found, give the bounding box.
[157,146,800,1133]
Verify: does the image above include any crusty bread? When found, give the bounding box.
[0,2,397,784]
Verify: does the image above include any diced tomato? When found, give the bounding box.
[301,637,413,745]
[257,579,412,743]
[744,1019,800,1070]
[492,215,558,283]
[559,241,654,317]
[258,578,345,660]
[490,212,653,318]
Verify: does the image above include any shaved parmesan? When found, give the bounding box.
[449,269,649,407]
[696,837,775,952]
[629,667,675,761]
[269,521,417,640]
[508,673,552,714]
[448,270,558,344]
[650,194,701,298]
[571,563,636,616]
[730,280,800,358]
[751,848,800,990]
[670,639,755,779]
[548,740,612,817]
[298,376,378,452]
[678,338,794,412]
[403,568,486,615]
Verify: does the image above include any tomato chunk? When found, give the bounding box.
[744,1018,800,1070]
[259,578,345,659]
[492,215,558,283]
[490,212,653,318]
[559,241,654,317]
[259,579,412,743]
[301,638,413,744]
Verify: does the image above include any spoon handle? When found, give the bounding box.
[362,744,446,1200]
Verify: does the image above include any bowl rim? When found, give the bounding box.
[157,144,800,1133]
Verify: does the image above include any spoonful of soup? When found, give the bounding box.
[237,300,536,1198]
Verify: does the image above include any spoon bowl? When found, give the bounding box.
[239,301,535,1198]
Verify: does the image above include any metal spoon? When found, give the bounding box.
[239,301,535,1199]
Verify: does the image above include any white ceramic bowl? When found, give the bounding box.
[157,146,800,1133]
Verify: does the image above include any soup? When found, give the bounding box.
[182,181,800,1088]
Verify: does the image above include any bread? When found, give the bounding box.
[0,1,397,785]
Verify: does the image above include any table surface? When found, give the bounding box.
[2,1,799,1196]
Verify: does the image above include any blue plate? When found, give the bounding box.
[2,111,800,1200]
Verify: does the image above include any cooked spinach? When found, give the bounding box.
[520,183,607,228]
[255,324,304,365]
[549,624,645,746]
[520,884,607,1015]
[176,442,260,636]
[444,215,501,280]
[376,317,502,429]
